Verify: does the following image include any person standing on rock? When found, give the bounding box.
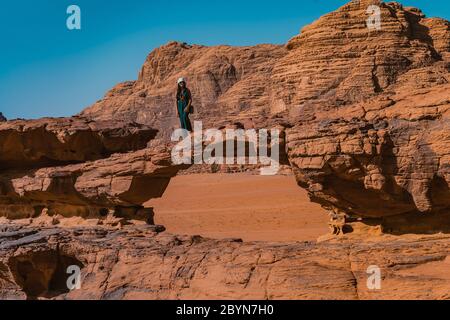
[176,77,193,132]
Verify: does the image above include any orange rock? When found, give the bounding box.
[79,1,450,225]
[0,117,157,170]
[0,0,449,300]
[1,223,450,300]
[283,1,450,221]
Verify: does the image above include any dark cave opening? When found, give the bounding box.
[8,250,84,300]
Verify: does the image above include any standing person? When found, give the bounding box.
[176,77,193,132]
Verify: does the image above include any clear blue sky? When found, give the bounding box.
[0,0,449,119]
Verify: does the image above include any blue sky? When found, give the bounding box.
[0,0,449,119]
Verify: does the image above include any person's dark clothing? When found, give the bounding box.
[177,88,192,132]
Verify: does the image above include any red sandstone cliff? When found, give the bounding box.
[80,0,450,229]
[0,0,449,300]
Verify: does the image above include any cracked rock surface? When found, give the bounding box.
[0,117,176,222]
[284,0,450,222]
[79,0,450,223]
[0,0,449,300]
[0,223,449,300]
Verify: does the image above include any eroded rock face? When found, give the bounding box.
[0,1,449,301]
[0,1,448,228]
[283,0,450,224]
[0,116,179,222]
[79,1,449,227]
[81,43,288,137]
[0,117,157,170]
[271,0,448,112]
[0,147,184,221]
[1,224,449,300]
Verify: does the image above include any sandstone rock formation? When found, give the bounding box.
[79,0,450,232]
[81,43,287,137]
[0,0,449,301]
[0,117,180,223]
[0,147,183,221]
[282,0,450,231]
[0,117,157,170]
[1,223,449,300]
[272,0,448,112]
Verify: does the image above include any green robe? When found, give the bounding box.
[177,88,192,132]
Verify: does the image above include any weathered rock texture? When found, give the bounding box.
[0,118,177,222]
[0,147,182,221]
[0,117,157,170]
[1,223,449,300]
[79,0,450,228]
[81,43,287,137]
[282,0,450,227]
[0,0,449,301]
[272,0,448,112]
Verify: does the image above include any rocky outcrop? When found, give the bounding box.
[282,0,450,228]
[271,0,447,112]
[81,43,287,137]
[0,117,157,170]
[0,147,184,221]
[78,1,450,231]
[1,223,449,300]
[0,117,179,223]
[0,113,6,122]
[0,0,449,301]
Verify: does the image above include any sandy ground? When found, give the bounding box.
[147,174,329,242]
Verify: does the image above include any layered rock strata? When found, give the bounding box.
[1,223,449,300]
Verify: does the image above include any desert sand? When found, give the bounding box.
[148,173,329,242]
